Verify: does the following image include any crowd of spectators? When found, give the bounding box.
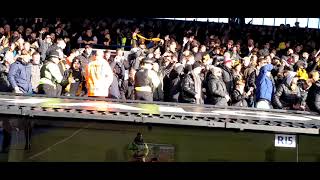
[1,17,320,113]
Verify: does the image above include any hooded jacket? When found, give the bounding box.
[273,71,302,109]
[8,58,32,93]
[255,64,274,102]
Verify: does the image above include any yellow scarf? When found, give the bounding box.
[133,33,161,42]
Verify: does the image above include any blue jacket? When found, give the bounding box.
[8,59,32,94]
[255,64,274,102]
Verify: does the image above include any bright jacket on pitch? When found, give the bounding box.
[85,57,113,97]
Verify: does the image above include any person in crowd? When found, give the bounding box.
[86,50,113,97]
[273,71,303,110]
[78,44,93,69]
[179,63,201,104]
[134,58,160,101]
[231,80,252,107]
[219,57,234,97]
[255,62,274,109]
[306,71,320,113]
[38,30,53,62]
[77,29,98,48]
[38,50,64,96]
[61,57,86,96]
[30,52,42,93]
[206,66,230,106]
[8,56,32,94]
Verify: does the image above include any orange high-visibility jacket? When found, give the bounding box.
[85,58,113,97]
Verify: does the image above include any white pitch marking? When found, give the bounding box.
[28,124,91,160]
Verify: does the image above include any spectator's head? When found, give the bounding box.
[286,42,291,48]
[309,70,319,83]
[265,55,271,64]
[295,45,302,53]
[227,40,233,49]
[242,57,250,67]
[214,47,221,55]
[251,48,259,55]
[84,44,92,55]
[169,41,177,52]
[186,54,195,65]
[12,31,20,38]
[55,27,62,34]
[270,51,276,59]
[17,25,24,34]
[286,71,298,90]
[257,57,267,68]
[264,42,270,50]
[116,48,123,57]
[48,50,60,64]
[25,28,32,35]
[50,33,56,42]
[291,54,299,64]
[85,29,92,37]
[232,46,237,53]
[104,50,111,60]
[141,58,153,70]
[200,45,206,53]
[214,39,221,47]
[71,57,81,71]
[16,38,24,50]
[0,27,4,35]
[202,54,211,65]
[302,52,309,60]
[191,44,199,54]
[57,38,66,50]
[134,133,144,145]
[248,39,254,47]
[209,40,215,48]
[210,66,222,78]
[272,56,281,66]
[24,42,30,52]
[4,24,10,34]
[45,34,52,44]
[235,42,241,51]
[192,61,202,75]
[31,52,40,65]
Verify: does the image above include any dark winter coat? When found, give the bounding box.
[8,59,32,94]
[206,74,229,106]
